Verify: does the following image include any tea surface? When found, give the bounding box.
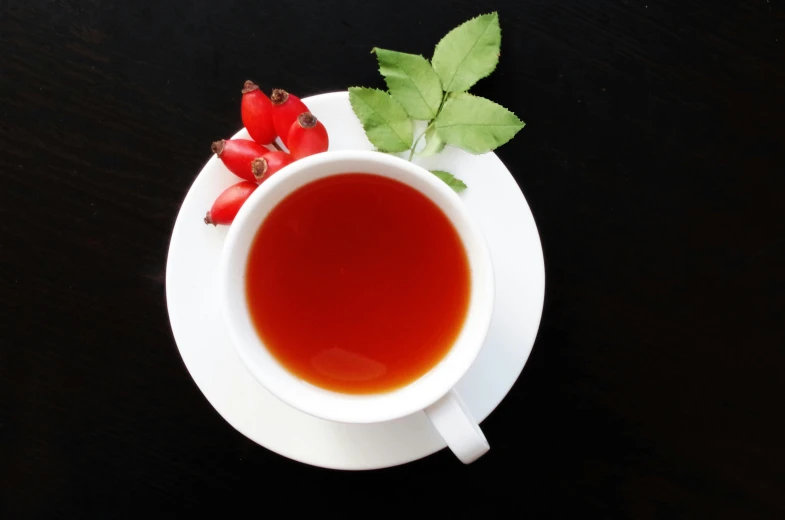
[246,173,470,394]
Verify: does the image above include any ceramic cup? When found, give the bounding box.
[220,151,495,464]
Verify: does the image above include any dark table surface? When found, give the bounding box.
[2,0,784,517]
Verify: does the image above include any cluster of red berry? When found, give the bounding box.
[205,81,329,226]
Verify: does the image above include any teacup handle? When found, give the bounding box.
[424,389,489,464]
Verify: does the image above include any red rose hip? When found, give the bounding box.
[270,89,309,147]
[251,151,294,183]
[241,80,276,145]
[204,181,258,226]
[287,112,329,159]
[211,139,268,182]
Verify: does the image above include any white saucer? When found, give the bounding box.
[165,91,545,470]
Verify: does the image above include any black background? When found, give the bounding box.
[2,0,785,517]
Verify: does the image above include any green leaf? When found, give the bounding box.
[348,87,414,152]
[373,48,443,120]
[434,93,524,154]
[431,170,467,193]
[417,125,446,156]
[431,12,501,93]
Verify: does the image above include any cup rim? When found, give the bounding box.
[220,150,495,424]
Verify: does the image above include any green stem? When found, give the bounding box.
[408,121,434,161]
[436,91,449,113]
[407,93,449,162]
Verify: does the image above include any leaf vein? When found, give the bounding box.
[389,54,435,117]
[354,94,409,147]
[444,18,494,91]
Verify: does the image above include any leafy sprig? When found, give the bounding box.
[349,12,525,192]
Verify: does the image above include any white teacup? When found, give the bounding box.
[220,151,495,464]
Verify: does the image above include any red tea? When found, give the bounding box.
[245,173,470,394]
